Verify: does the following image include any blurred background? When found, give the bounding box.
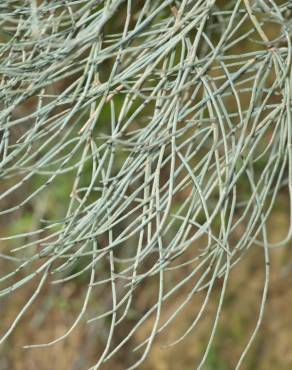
[1,198,292,370]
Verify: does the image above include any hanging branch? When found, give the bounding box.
[0,1,291,369]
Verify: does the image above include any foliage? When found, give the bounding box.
[0,1,292,369]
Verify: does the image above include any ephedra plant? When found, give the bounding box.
[0,0,292,369]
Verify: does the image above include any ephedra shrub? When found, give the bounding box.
[0,0,291,369]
